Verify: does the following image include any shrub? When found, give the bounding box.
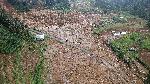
[112,16,127,23]
[0,8,33,54]
[147,19,150,29]
[7,0,30,12]
[140,36,150,51]
[0,25,23,53]
[0,8,33,41]
[145,72,150,84]
[93,27,104,35]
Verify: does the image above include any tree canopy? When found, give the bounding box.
[95,0,150,19]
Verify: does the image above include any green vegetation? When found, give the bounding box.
[11,42,46,84]
[147,19,150,29]
[141,36,150,50]
[93,27,104,35]
[145,72,150,84]
[31,44,46,84]
[110,33,150,62]
[0,57,10,84]
[112,16,127,23]
[109,33,150,78]
[109,33,150,83]
[0,8,32,40]
[110,33,141,62]
[7,0,70,12]
[0,8,32,54]
[7,0,30,12]
[93,12,146,35]
[0,8,26,83]
[54,0,70,10]
[0,25,23,53]
[109,32,150,63]
[13,51,25,84]
[0,8,45,84]
[95,0,150,20]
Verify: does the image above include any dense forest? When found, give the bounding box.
[95,0,150,19]
[7,0,70,11]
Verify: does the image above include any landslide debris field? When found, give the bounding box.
[11,9,149,83]
[0,0,150,83]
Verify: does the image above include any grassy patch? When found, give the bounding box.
[0,8,45,84]
[147,19,150,29]
[0,25,23,54]
[92,12,146,35]
[30,44,46,84]
[109,32,150,84]
[11,41,46,84]
[93,27,105,35]
[0,8,32,41]
[141,36,150,50]
[0,57,11,84]
[109,32,150,62]
[109,33,141,62]
[144,71,150,84]
[13,51,25,84]
[7,0,30,12]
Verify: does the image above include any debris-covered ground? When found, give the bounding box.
[12,9,149,84]
[0,0,150,83]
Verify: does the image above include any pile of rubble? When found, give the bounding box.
[15,9,148,83]
[17,9,103,49]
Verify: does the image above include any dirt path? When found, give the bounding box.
[15,9,148,84]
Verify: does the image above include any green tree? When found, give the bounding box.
[148,18,150,28]
[7,0,30,12]
[55,0,70,10]
[95,0,150,20]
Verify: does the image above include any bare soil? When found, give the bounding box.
[140,50,150,67]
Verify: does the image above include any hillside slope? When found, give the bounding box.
[1,0,150,83]
[15,9,148,83]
